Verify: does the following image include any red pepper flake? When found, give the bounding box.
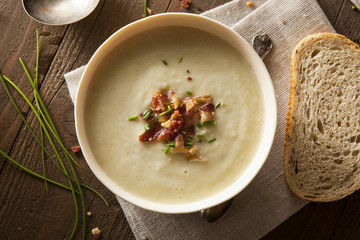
[281,19,286,24]
[187,76,192,81]
[182,0,190,8]
[71,145,81,154]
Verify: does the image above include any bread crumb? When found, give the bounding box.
[246,2,254,7]
[146,7,152,15]
[281,19,286,24]
[87,211,92,216]
[92,227,101,239]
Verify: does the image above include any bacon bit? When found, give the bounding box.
[188,145,198,155]
[246,1,254,7]
[198,103,215,123]
[157,128,172,141]
[169,89,182,109]
[184,95,213,112]
[159,114,170,123]
[171,134,189,153]
[184,97,196,112]
[71,145,81,154]
[139,123,170,142]
[187,154,207,162]
[138,90,216,161]
[175,134,185,148]
[166,110,183,134]
[181,125,195,136]
[161,120,171,128]
[151,91,170,111]
[182,0,191,8]
[195,95,213,104]
[187,76,192,81]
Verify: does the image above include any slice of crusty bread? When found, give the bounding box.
[285,33,360,202]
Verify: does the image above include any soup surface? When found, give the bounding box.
[84,27,264,204]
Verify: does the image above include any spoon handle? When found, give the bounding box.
[253,34,273,60]
[200,34,272,223]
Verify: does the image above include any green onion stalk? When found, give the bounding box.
[0,30,107,240]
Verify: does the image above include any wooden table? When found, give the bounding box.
[1,0,360,239]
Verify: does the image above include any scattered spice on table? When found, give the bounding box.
[182,0,191,8]
[71,145,81,154]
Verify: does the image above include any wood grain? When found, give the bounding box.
[1,0,360,239]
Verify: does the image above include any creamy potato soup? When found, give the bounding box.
[84,27,264,204]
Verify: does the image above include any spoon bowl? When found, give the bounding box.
[22,0,100,25]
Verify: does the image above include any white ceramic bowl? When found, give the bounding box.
[75,13,277,214]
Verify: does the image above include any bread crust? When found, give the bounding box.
[285,33,360,202]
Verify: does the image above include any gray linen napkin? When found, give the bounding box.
[64,0,335,239]
[352,0,360,9]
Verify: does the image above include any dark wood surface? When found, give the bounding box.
[0,0,359,239]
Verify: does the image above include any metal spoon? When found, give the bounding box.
[22,0,100,25]
[252,34,273,60]
[200,34,272,223]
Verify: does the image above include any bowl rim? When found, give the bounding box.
[75,12,277,214]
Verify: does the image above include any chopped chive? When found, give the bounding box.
[352,5,357,10]
[179,102,184,108]
[187,137,193,142]
[161,101,167,108]
[163,146,171,154]
[221,102,226,106]
[203,120,216,126]
[178,56,183,63]
[185,142,193,148]
[208,138,217,143]
[128,115,138,121]
[197,134,204,139]
[144,0,147,17]
[143,110,151,120]
[196,122,203,128]
[167,105,172,111]
[215,102,221,108]
[163,139,169,144]
[197,139,202,143]
[162,60,168,66]
[186,69,190,73]
[144,124,154,131]
[186,91,192,96]
[166,143,176,147]
[180,130,186,135]
[159,109,172,116]
[152,114,159,122]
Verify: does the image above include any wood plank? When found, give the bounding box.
[332,0,360,44]
[0,0,67,171]
[317,0,344,25]
[330,191,360,239]
[263,200,347,240]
